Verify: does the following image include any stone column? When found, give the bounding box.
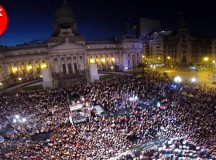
[58,56,63,73]
[71,55,75,74]
[65,55,69,75]
[49,57,54,74]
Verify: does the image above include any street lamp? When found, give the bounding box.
[13,119,17,123]
[15,115,20,119]
[167,56,171,68]
[174,76,182,83]
[191,77,197,83]
[203,57,209,62]
[212,60,216,68]
[22,118,27,123]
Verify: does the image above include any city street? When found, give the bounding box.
[155,68,216,89]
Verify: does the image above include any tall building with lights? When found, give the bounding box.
[143,30,172,64]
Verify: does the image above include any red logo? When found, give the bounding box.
[0,5,8,36]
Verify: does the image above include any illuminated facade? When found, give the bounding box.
[0,0,143,88]
[143,30,172,64]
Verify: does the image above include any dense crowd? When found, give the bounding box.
[0,70,215,159]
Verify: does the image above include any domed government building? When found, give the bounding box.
[0,0,210,90]
[0,0,143,89]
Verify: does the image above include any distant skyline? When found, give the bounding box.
[0,0,216,46]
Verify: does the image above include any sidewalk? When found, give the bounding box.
[0,80,42,95]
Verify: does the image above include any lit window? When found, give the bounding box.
[40,63,47,69]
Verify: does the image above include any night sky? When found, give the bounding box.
[0,0,216,46]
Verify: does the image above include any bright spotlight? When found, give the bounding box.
[13,119,17,123]
[174,76,182,83]
[22,118,26,122]
[191,77,196,83]
[15,115,20,119]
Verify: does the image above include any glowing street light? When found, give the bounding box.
[15,115,20,119]
[191,77,197,83]
[174,76,182,83]
[13,119,17,123]
[167,56,171,60]
[22,118,27,123]
[203,57,209,61]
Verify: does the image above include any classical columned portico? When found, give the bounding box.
[49,41,86,75]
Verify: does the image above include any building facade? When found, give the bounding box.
[164,12,210,67]
[143,30,172,64]
[0,0,143,89]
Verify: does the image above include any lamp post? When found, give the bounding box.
[167,56,171,68]
[203,57,209,70]
[174,76,182,83]
[191,77,197,83]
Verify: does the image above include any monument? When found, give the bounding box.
[41,68,54,89]
[88,59,99,82]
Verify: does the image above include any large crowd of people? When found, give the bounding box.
[0,70,215,159]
